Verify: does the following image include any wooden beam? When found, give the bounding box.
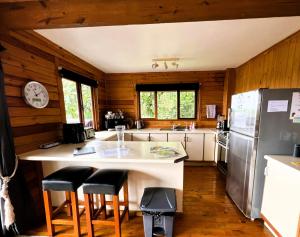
[222,68,236,118]
[0,0,300,31]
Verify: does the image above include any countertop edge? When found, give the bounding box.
[264,155,300,172]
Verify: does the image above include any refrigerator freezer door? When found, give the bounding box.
[230,90,261,137]
[226,131,257,218]
[251,89,300,219]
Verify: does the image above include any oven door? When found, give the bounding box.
[216,141,228,175]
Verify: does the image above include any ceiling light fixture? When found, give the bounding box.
[152,62,159,69]
[152,58,180,70]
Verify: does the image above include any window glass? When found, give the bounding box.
[81,84,94,127]
[157,91,177,119]
[180,91,196,118]
[62,78,80,123]
[140,91,155,118]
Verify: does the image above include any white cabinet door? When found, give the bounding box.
[149,133,168,142]
[167,133,186,147]
[261,160,300,237]
[203,133,216,161]
[132,133,149,141]
[185,133,204,161]
[124,133,132,141]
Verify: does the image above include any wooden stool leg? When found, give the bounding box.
[113,195,121,237]
[90,194,94,214]
[100,194,107,219]
[65,191,72,216]
[43,190,54,236]
[84,193,94,237]
[70,191,80,237]
[123,180,129,221]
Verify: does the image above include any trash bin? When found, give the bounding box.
[140,187,176,237]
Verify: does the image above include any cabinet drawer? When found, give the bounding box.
[132,133,149,141]
[149,133,167,142]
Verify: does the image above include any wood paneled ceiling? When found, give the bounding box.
[0,0,300,31]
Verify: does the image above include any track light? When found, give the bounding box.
[152,58,180,70]
[152,62,159,69]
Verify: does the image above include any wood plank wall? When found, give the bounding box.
[104,71,225,128]
[0,31,104,154]
[234,30,300,93]
[0,30,104,222]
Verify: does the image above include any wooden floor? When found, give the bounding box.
[26,167,272,237]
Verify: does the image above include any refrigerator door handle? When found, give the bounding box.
[264,166,269,176]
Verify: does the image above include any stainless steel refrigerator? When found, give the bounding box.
[226,89,300,219]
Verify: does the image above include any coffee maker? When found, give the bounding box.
[104,110,125,130]
[216,115,229,131]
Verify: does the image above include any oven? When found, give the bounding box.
[216,131,229,175]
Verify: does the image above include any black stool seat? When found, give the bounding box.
[42,166,94,192]
[83,169,128,195]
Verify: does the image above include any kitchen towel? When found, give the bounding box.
[206,105,216,119]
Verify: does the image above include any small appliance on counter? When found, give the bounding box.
[84,127,95,139]
[63,123,85,144]
[104,110,125,131]
[216,115,229,131]
[293,144,300,157]
[135,119,144,129]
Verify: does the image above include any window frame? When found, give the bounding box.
[138,89,198,120]
[62,78,96,128]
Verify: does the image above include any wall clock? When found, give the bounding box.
[23,81,49,108]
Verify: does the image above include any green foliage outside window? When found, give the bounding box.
[157,91,177,119]
[180,91,195,118]
[140,91,155,118]
[81,84,93,127]
[139,90,196,120]
[62,78,94,127]
[62,79,80,123]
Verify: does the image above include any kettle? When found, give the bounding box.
[135,120,144,129]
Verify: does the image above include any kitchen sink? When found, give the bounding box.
[160,128,187,131]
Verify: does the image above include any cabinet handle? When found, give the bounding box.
[264,166,269,176]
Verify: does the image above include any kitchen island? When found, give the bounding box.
[18,140,187,212]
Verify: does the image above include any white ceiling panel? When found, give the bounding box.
[36,17,300,73]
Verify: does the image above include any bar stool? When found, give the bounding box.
[42,166,94,237]
[83,169,129,237]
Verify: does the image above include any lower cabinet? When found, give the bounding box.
[167,133,186,147]
[132,133,149,141]
[261,158,300,237]
[149,133,168,142]
[203,133,216,161]
[185,133,204,161]
[124,133,132,141]
[117,131,216,162]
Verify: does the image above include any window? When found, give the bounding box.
[138,86,197,120]
[140,91,155,118]
[180,91,196,118]
[62,78,94,127]
[157,91,177,119]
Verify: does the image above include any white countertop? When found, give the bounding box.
[18,140,188,164]
[265,155,300,172]
[97,128,216,136]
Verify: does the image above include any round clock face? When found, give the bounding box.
[23,81,49,108]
